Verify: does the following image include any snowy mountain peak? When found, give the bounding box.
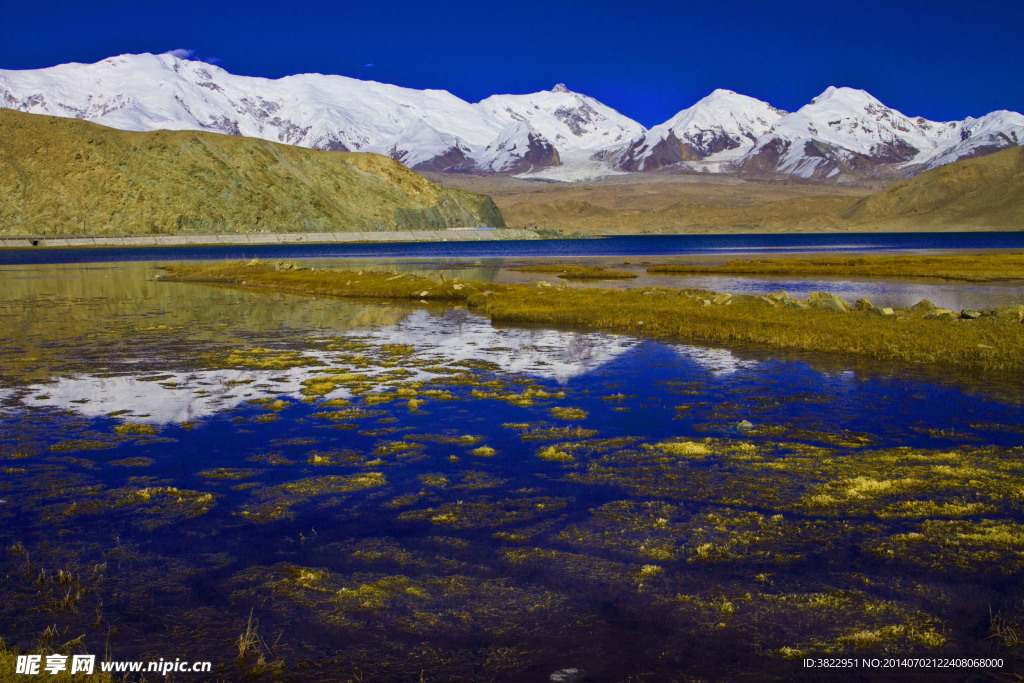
[706,88,738,98]
[551,83,570,93]
[689,89,784,116]
[808,86,884,108]
[613,89,783,172]
[476,87,644,156]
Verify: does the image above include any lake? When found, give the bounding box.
[2,230,1024,266]
[1,258,1022,681]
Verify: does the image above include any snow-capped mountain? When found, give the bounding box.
[612,86,1023,180]
[477,121,561,174]
[0,53,502,153]
[913,110,1024,172]
[477,83,644,160]
[614,89,785,172]
[1,54,1021,181]
[0,53,630,176]
[383,120,476,173]
[736,87,1024,179]
[0,53,509,168]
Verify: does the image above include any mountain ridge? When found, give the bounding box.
[473,144,1024,234]
[1,53,1022,182]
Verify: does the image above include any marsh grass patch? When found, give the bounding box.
[235,472,386,523]
[62,486,216,530]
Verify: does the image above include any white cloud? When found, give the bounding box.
[164,48,196,60]
[163,48,222,65]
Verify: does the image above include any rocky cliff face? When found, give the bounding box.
[0,109,505,236]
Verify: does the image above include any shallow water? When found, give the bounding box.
[292,256,1024,311]
[1,262,1023,681]
[494,269,1024,310]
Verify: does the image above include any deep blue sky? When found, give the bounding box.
[2,0,1021,127]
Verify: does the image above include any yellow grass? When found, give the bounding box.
[648,252,1024,282]
[165,261,1024,373]
[510,264,637,280]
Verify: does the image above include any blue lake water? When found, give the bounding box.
[2,230,1024,265]
[1,260,1023,680]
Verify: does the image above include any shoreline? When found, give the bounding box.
[2,229,1022,255]
[0,228,541,249]
[4,227,1024,251]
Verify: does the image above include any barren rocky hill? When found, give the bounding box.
[0,109,504,236]
[839,145,1024,230]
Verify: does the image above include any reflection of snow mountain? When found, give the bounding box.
[346,309,639,384]
[670,344,760,375]
[18,310,639,423]
[21,368,328,425]
[16,310,764,424]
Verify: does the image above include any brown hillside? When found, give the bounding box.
[0,109,504,236]
[839,145,1024,230]
[429,172,869,235]
[428,147,1024,234]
